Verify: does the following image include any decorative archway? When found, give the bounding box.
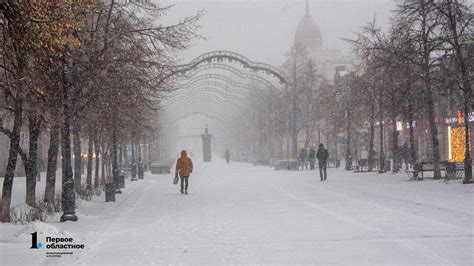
[160,51,287,161]
[170,50,287,84]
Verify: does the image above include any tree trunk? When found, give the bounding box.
[407,101,417,166]
[379,93,385,173]
[44,123,60,206]
[423,71,441,179]
[101,144,106,185]
[73,127,82,191]
[345,111,352,171]
[24,114,42,207]
[86,135,93,191]
[368,101,376,171]
[420,1,441,179]
[137,139,142,162]
[463,91,472,183]
[94,138,100,188]
[1,95,24,222]
[112,121,119,191]
[318,124,321,145]
[119,145,123,170]
[123,144,129,165]
[445,0,473,183]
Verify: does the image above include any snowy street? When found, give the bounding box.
[2,0,474,265]
[1,161,473,265]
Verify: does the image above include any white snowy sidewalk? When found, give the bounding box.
[1,161,473,265]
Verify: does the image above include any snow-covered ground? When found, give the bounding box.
[1,160,473,265]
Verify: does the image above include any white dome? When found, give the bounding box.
[294,1,323,50]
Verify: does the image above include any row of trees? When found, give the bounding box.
[347,0,472,182]
[231,45,330,161]
[233,0,472,183]
[0,1,201,222]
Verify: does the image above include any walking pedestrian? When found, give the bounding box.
[316,144,329,181]
[175,150,193,195]
[225,149,231,164]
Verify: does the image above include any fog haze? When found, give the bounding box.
[161,0,394,141]
[164,0,394,66]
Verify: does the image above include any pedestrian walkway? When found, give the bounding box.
[1,161,473,264]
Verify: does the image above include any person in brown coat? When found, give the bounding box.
[175,150,193,194]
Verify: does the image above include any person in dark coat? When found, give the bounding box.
[309,147,316,170]
[316,144,329,181]
[225,149,231,164]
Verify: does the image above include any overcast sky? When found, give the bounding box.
[162,0,395,67]
[159,0,396,136]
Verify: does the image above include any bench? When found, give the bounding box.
[446,162,466,180]
[406,163,423,181]
[274,160,299,171]
[255,159,271,166]
[354,159,369,172]
[406,162,450,180]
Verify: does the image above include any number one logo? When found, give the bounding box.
[30,232,42,249]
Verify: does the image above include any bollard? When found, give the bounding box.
[131,163,137,181]
[105,183,116,202]
[138,163,144,179]
[119,175,125,189]
[385,160,392,172]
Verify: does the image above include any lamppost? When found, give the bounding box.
[60,58,78,222]
[378,92,386,174]
[60,26,79,222]
[111,113,121,193]
[334,89,349,170]
[131,134,137,181]
[336,85,352,171]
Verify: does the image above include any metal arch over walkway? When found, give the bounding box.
[168,112,225,125]
[177,63,277,91]
[161,50,286,129]
[175,74,270,94]
[164,81,250,105]
[171,50,287,84]
[168,104,235,122]
[166,78,264,103]
[165,91,244,111]
[163,73,269,118]
[164,91,244,113]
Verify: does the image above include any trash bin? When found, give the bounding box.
[119,175,125,189]
[105,183,115,202]
[446,162,456,180]
[131,163,137,181]
[385,160,392,172]
[138,163,144,179]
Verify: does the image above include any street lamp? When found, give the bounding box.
[378,101,386,174]
[336,87,352,171]
[60,28,79,222]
